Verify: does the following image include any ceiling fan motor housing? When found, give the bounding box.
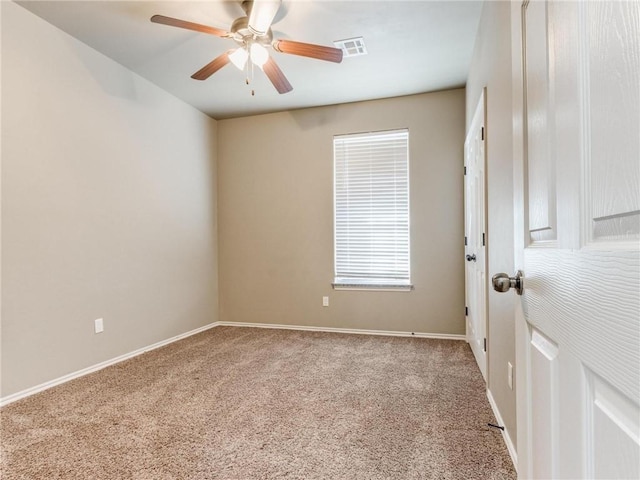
[230,16,273,47]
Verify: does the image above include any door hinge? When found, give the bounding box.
[482,233,486,246]
[483,338,487,352]
[481,126,485,141]
[464,236,468,246]
[465,306,468,316]
[464,166,467,175]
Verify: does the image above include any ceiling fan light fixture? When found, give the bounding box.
[250,42,269,67]
[229,47,249,70]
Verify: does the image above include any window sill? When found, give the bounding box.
[332,282,414,292]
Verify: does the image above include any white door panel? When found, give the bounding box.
[465,90,487,380]
[513,1,640,478]
[529,328,558,479]
[588,371,640,479]
[524,0,557,243]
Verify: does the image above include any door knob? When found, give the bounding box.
[492,270,524,295]
[466,254,476,262]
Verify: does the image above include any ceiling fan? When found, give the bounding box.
[151,0,343,94]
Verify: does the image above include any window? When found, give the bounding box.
[333,129,411,290]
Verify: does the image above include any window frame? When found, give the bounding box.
[332,128,412,292]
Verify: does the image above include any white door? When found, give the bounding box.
[464,90,487,380]
[510,1,640,478]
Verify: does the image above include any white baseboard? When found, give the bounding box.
[487,388,518,472]
[0,322,218,407]
[216,321,466,341]
[1,321,464,407]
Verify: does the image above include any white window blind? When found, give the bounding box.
[333,129,410,288]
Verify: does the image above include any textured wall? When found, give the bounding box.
[1,2,219,397]
[217,90,466,335]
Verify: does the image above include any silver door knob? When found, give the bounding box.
[492,270,524,295]
[466,254,477,262]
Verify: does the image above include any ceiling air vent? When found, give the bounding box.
[333,37,367,57]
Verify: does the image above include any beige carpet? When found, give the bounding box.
[1,326,516,479]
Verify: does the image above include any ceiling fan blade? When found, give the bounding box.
[191,52,231,80]
[262,57,293,94]
[150,15,229,38]
[273,39,343,63]
[248,0,282,35]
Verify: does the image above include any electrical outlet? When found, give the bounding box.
[507,362,513,390]
[94,318,104,334]
[322,296,329,307]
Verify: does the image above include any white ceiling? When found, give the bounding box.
[16,0,483,120]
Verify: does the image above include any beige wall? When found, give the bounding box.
[218,90,465,335]
[466,1,517,449]
[1,2,219,397]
